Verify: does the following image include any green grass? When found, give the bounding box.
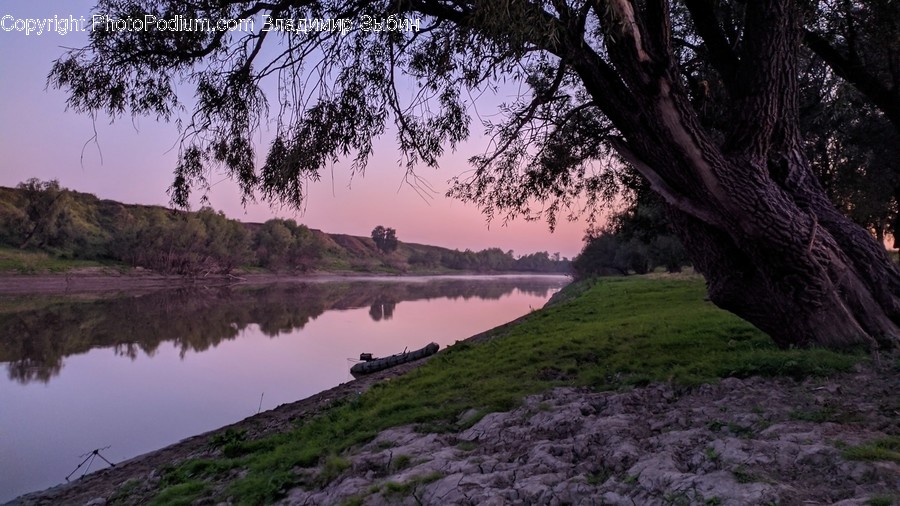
[867,495,899,506]
[842,436,900,463]
[148,276,864,504]
[0,246,113,273]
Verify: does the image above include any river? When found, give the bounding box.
[0,275,568,502]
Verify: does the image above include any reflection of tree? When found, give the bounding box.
[368,296,398,321]
[0,277,567,384]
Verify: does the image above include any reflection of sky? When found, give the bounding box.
[0,283,561,502]
[0,1,586,258]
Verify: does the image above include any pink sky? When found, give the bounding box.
[0,2,592,258]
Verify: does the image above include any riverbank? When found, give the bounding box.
[6,277,898,505]
[0,266,570,295]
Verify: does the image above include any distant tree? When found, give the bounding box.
[16,179,73,250]
[371,226,386,251]
[383,228,398,253]
[572,233,628,279]
[255,219,294,269]
[196,208,251,272]
[253,218,322,271]
[371,226,398,253]
[649,235,688,273]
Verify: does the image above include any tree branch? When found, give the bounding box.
[609,137,726,228]
[804,29,900,130]
[682,0,740,93]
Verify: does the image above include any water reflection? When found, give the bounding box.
[0,277,565,384]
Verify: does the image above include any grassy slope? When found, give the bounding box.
[0,246,113,273]
[147,276,863,505]
[0,185,485,274]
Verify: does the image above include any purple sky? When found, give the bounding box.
[0,2,593,258]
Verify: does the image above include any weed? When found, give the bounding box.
[147,481,207,506]
[340,496,365,506]
[455,440,478,452]
[391,454,412,472]
[587,469,612,485]
[842,436,900,463]
[107,479,141,505]
[319,455,351,485]
[727,422,755,438]
[790,408,834,423]
[732,466,765,484]
[375,440,397,450]
[383,481,412,496]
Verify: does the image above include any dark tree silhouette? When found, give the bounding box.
[371,225,398,253]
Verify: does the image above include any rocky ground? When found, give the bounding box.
[281,366,898,506]
[10,358,897,506]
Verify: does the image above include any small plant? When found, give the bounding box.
[340,496,365,506]
[789,408,834,423]
[319,455,351,485]
[375,440,397,450]
[587,469,612,485]
[455,440,478,452]
[866,495,898,506]
[705,447,721,462]
[732,466,765,484]
[842,436,900,463]
[391,454,412,471]
[383,481,413,496]
[727,422,754,438]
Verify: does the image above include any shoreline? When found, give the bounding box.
[3,299,529,505]
[0,268,571,295]
[5,348,442,506]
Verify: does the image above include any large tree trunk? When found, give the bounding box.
[574,0,900,349]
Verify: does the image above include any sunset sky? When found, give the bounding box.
[0,1,594,258]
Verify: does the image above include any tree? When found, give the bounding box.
[50,0,899,349]
[803,0,900,131]
[572,232,629,278]
[16,178,73,250]
[798,60,900,246]
[255,219,295,269]
[371,226,398,253]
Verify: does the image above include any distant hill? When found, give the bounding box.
[0,181,571,276]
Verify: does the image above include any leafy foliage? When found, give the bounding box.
[0,181,570,275]
[371,226,398,254]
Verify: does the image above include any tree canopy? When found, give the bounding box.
[51,0,900,349]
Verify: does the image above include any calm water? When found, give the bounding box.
[0,275,568,502]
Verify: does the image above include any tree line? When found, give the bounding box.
[0,180,570,275]
[0,179,322,275]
